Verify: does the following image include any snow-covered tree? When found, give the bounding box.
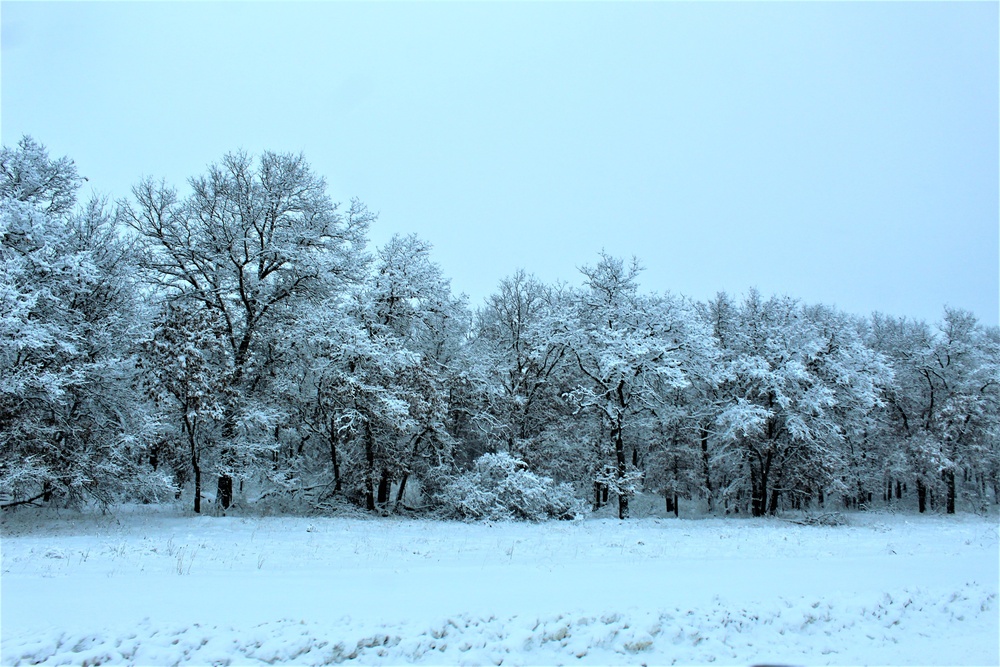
[119,150,373,508]
[799,305,893,510]
[1,138,160,508]
[639,292,719,516]
[288,297,418,511]
[871,308,1000,512]
[277,235,469,513]
[140,302,234,513]
[473,271,577,476]
[709,291,890,516]
[0,136,80,216]
[568,254,689,519]
[358,234,469,510]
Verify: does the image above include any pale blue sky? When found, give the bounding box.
[2,2,997,326]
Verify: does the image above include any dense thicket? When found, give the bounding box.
[2,139,997,517]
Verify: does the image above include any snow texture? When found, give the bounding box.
[2,504,997,666]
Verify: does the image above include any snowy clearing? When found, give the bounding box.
[2,505,998,666]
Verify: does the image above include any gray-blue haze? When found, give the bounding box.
[2,2,997,326]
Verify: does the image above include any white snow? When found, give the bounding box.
[2,503,997,666]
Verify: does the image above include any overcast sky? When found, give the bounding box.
[2,2,997,326]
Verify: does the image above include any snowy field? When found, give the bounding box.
[2,502,998,666]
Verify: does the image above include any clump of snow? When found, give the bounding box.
[2,506,997,665]
[4,587,997,666]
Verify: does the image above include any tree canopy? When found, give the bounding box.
[2,137,998,518]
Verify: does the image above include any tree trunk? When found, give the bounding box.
[618,494,629,520]
[751,461,769,517]
[329,418,342,494]
[896,481,902,500]
[665,493,674,515]
[217,475,233,510]
[364,420,376,511]
[750,467,761,517]
[593,481,604,511]
[945,469,956,514]
[187,425,202,514]
[917,478,927,513]
[768,488,780,515]
[700,426,713,512]
[377,468,391,507]
[612,414,629,520]
[396,473,410,507]
[218,396,240,512]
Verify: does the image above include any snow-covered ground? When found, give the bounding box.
[1,502,997,666]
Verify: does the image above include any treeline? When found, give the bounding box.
[2,138,998,518]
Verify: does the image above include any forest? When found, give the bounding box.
[2,136,998,520]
